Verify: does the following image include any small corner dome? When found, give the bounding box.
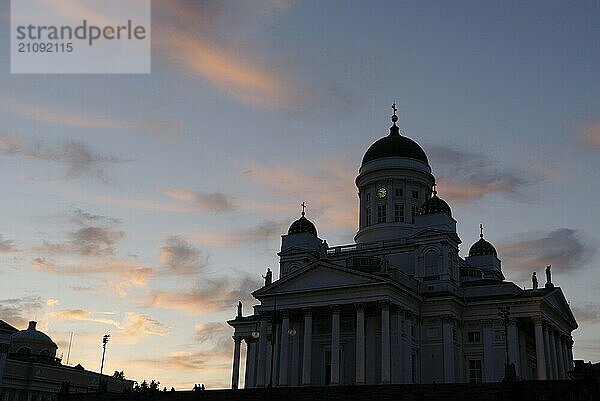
[10,321,58,356]
[361,125,429,166]
[469,237,497,257]
[288,215,317,237]
[420,191,451,217]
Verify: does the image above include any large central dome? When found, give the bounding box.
[361,124,429,165]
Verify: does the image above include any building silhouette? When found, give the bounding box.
[228,107,577,388]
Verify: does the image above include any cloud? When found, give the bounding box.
[70,207,122,225]
[120,313,169,338]
[572,303,600,326]
[498,228,595,280]
[0,296,44,328]
[154,0,306,109]
[161,188,236,213]
[580,123,600,149]
[246,159,358,233]
[0,98,183,140]
[194,220,289,248]
[0,234,17,253]
[52,310,168,341]
[0,134,129,183]
[46,298,60,307]
[194,322,232,350]
[32,257,154,297]
[427,145,537,203]
[52,309,121,327]
[143,273,260,315]
[160,236,208,275]
[39,207,125,258]
[42,226,125,258]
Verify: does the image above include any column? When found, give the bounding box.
[380,302,391,384]
[279,311,290,386]
[271,321,280,386]
[442,315,455,383]
[567,338,574,374]
[291,318,301,385]
[0,343,9,387]
[330,305,341,385]
[533,318,546,379]
[561,336,570,376]
[482,319,494,382]
[231,336,242,389]
[302,308,312,385]
[355,303,366,384]
[403,313,413,383]
[506,318,520,377]
[391,308,403,383]
[244,338,257,388]
[542,322,552,378]
[555,332,564,378]
[548,328,558,379]
[256,318,268,387]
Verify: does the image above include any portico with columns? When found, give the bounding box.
[227,106,578,387]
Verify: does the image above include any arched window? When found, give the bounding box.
[40,349,50,356]
[424,250,438,276]
[18,346,32,354]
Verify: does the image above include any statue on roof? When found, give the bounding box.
[532,271,538,290]
[545,265,554,288]
[319,240,329,259]
[237,301,242,318]
[262,268,272,286]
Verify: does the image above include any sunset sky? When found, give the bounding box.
[1,0,600,390]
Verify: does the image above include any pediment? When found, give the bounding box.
[544,288,578,329]
[254,262,385,297]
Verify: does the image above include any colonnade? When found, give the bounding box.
[231,302,416,389]
[533,317,574,380]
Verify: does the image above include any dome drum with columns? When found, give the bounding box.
[228,105,577,389]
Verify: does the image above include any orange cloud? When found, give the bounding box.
[0,98,182,139]
[52,309,121,327]
[52,310,168,343]
[246,159,358,232]
[143,274,260,315]
[154,0,305,109]
[581,123,600,148]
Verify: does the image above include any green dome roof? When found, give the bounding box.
[288,215,317,237]
[362,124,429,165]
[469,237,497,257]
[420,190,451,217]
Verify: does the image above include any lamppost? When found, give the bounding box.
[100,334,110,375]
[250,300,297,388]
[498,307,516,381]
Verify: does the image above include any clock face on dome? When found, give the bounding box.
[376,187,387,199]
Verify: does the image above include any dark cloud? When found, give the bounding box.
[42,226,124,257]
[0,296,43,328]
[499,228,595,280]
[195,322,232,351]
[0,234,17,253]
[427,145,537,203]
[161,188,236,213]
[40,208,125,258]
[143,272,260,314]
[572,303,600,326]
[70,207,121,225]
[160,236,209,275]
[0,134,129,183]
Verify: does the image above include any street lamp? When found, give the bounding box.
[498,307,516,381]
[100,334,110,375]
[250,306,297,388]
